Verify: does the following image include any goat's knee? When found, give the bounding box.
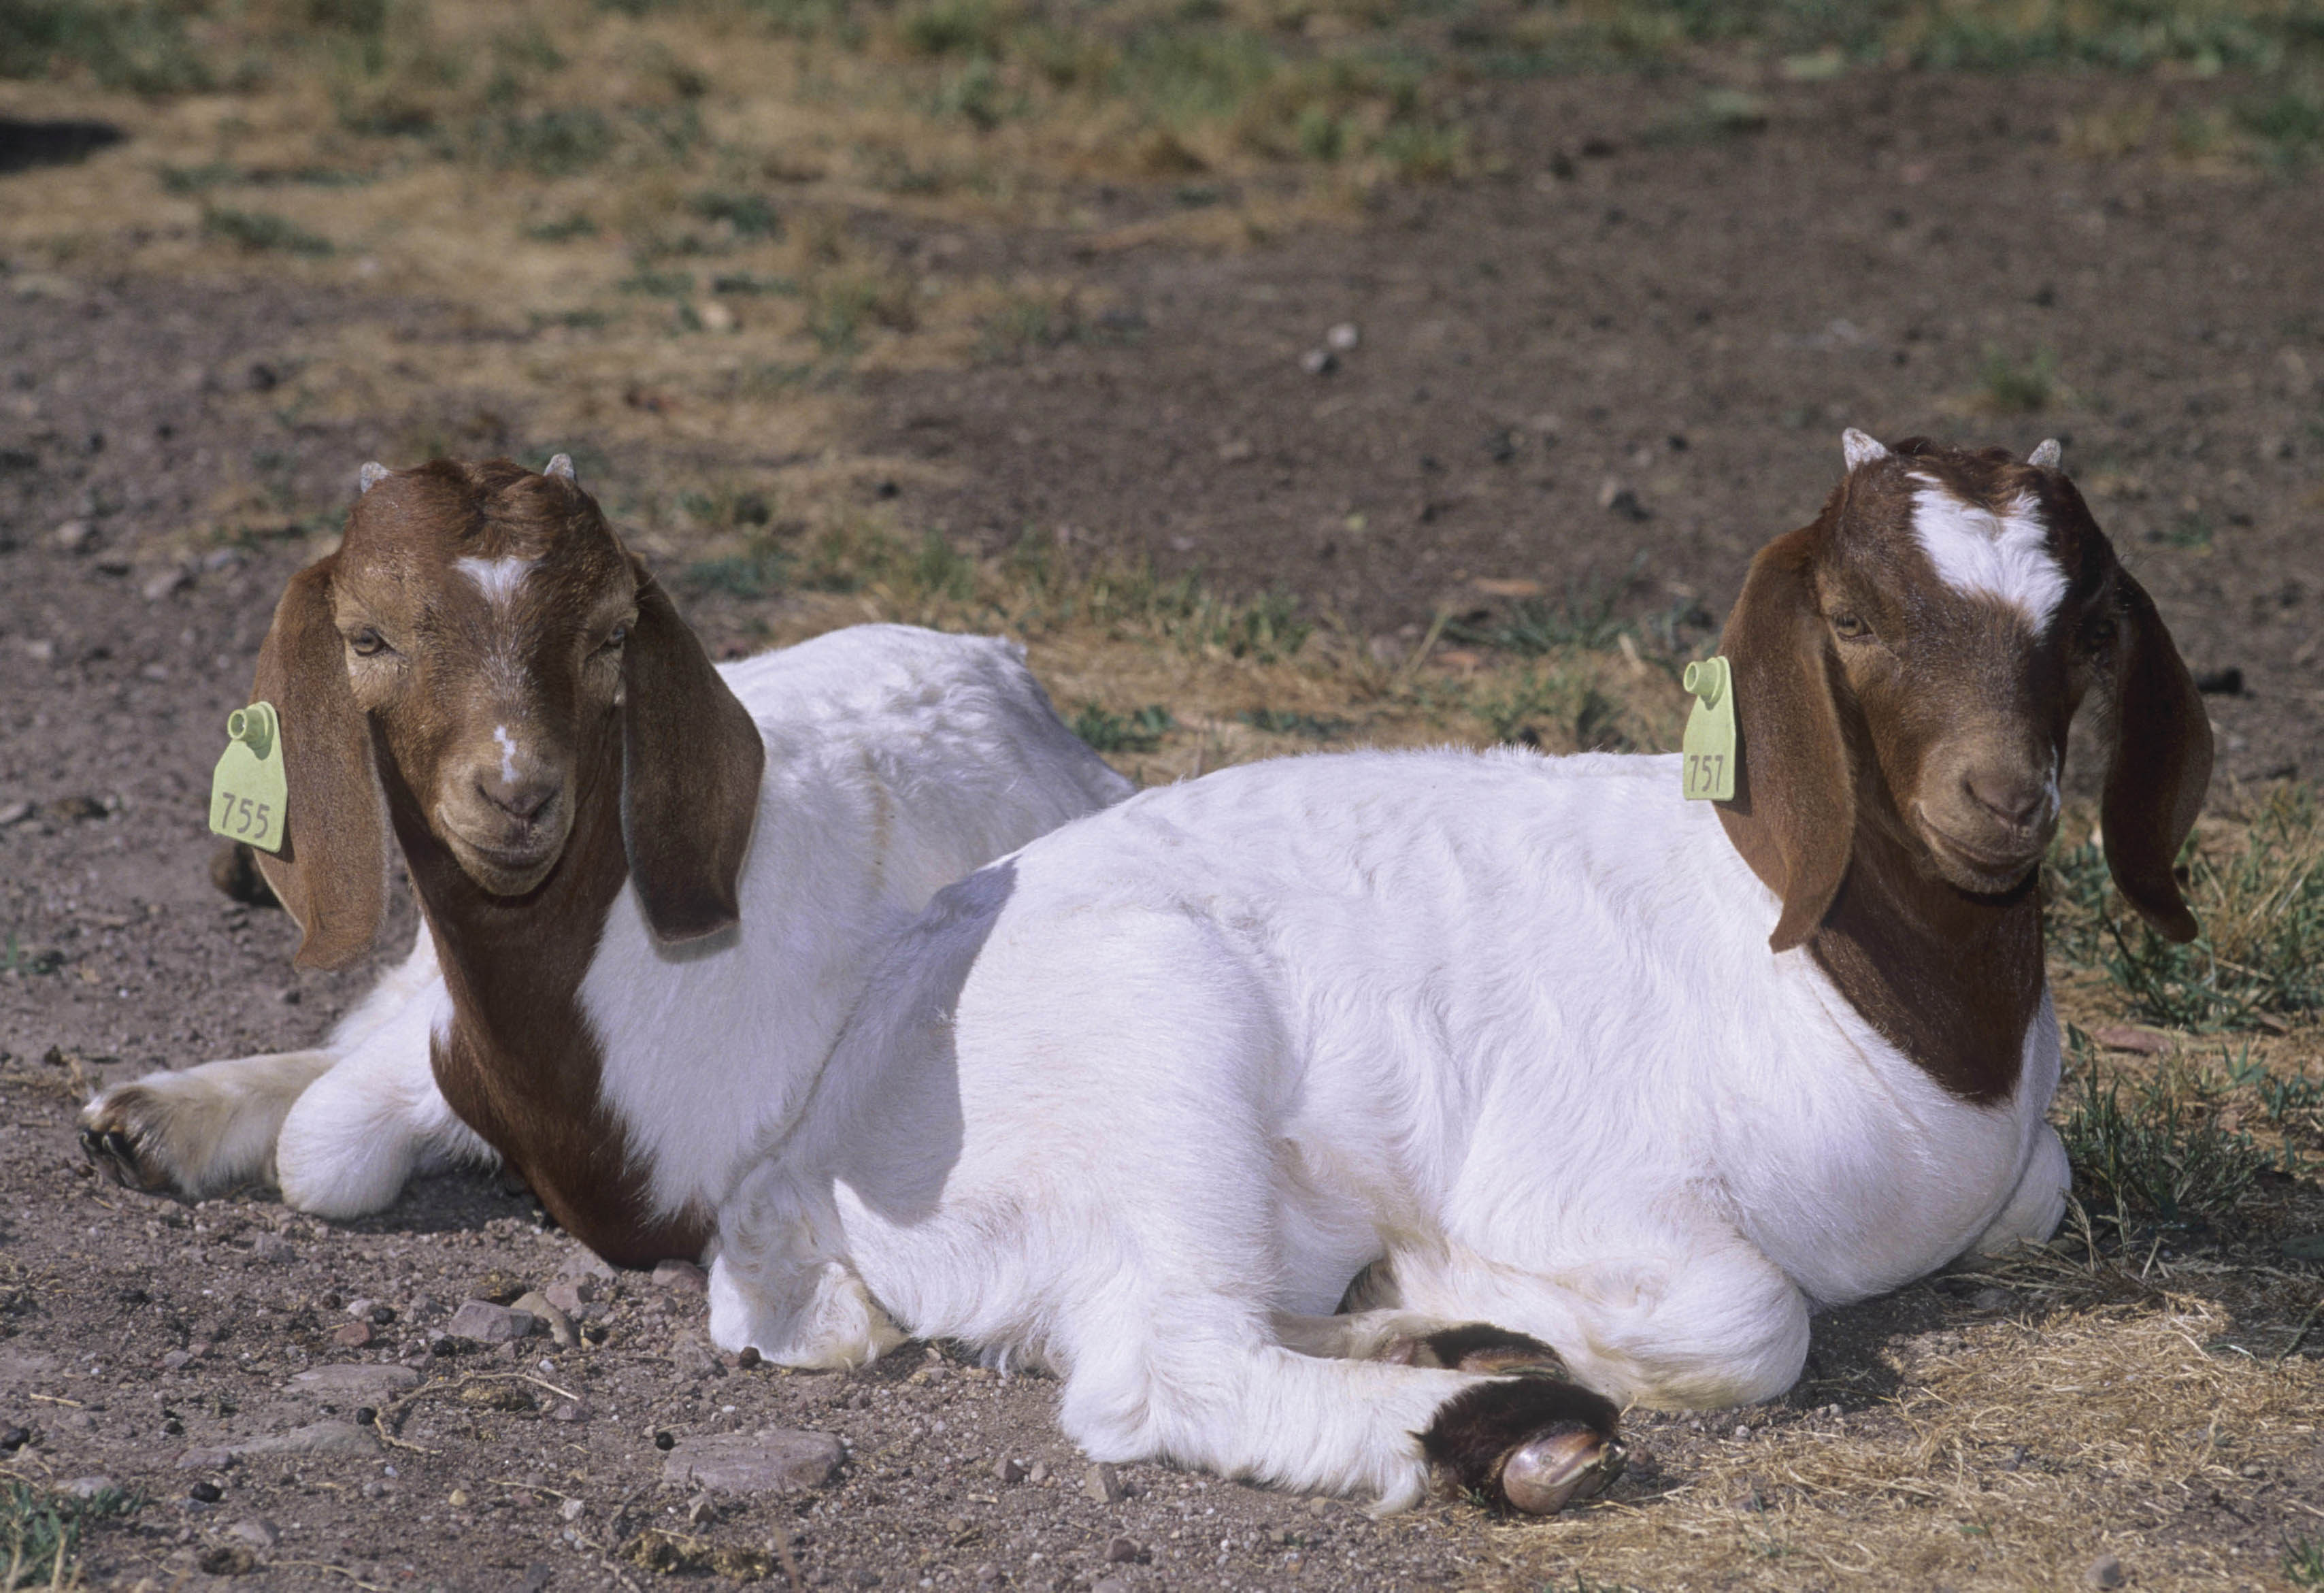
[273,1049,442,1218]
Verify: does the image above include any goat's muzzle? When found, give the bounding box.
[437,770,572,896]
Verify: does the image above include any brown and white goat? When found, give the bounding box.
[82,457,1129,1259]
[694,432,2211,1515]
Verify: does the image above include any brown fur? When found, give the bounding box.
[248,458,763,1264]
[1717,438,2210,1104]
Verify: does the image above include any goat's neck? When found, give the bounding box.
[380,731,712,1266]
[1806,810,2045,1106]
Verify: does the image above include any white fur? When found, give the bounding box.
[1909,476,2067,632]
[706,750,2068,1508]
[83,625,1129,1217]
[454,555,533,608]
[492,723,518,787]
[1841,427,1890,470]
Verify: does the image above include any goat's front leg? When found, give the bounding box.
[706,1166,904,1370]
[80,929,468,1209]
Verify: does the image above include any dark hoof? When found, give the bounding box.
[1419,1376,1624,1517]
[79,1111,171,1194]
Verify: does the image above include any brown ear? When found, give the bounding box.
[2098,569,2212,943]
[1714,529,1855,953]
[249,558,389,970]
[620,570,765,941]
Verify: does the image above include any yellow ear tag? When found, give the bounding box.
[209,702,288,853]
[1680,658,1736,802]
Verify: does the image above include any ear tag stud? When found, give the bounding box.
[1680,658,1736,802]
[209,702,288,853]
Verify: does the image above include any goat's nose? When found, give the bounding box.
[478,774,560,823]
[1963,770,2046,829]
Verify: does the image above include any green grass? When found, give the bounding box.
[1,1480,141,1591]
[1072,702,1175,753]
[2289,1535,2324,1588]
[200,206,334,256]
[2047,786,2324,1032]
[1976,344,2058,414]
[1238,707,1351,738]
[2059,1038,2279,1235]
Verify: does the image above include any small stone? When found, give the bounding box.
[1105,1534,1143,1564]
[1083,1462,1125,1505]
[652,1259,708,1294]
[1732,1424,1751,1441]
[1300,348,1338,377]
[177,1449,236,1471]
[698,301,737,333]
[550,1400,590,1423]
[469,1270,527,1305]
[2085,1554,2125,1590]
[1092,1579,1132,1593]
[230,1422,378,1460]
[1325,321,1360,352]
[993,1457,1026,1485]
[661,1430,846,1494]
[142,565,193,602]
[246,1232,295,1264]
[543,1279,595,1315]
[52,519,93,551]
[446,1300,537,1344]
[559,1497,587,1522]
[162,1349,195,1370]
[974,1565,1001,1586]
[1970,1287,2014,1312]
[63,1477,116,1500]
[1306,1496,1331,1516]
[512,1292,577,1347]
[669,1332,726,1380]
[330,1321,373,1349]
[290,1364,419,1397]
[226,1518,279,1549]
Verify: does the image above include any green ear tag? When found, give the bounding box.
[1680,657,1736,802]
[209,702,288,853]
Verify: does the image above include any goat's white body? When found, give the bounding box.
[709,749,2068,1506]
[85,625,1129,1217]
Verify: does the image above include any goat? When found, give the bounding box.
[698,433,2210,1513]
[80,456,1130,1259]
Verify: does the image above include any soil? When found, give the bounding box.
[3,62,2323,1593]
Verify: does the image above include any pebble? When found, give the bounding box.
[64,1477,116,1500]
[1305,1497,1331,1516]
[974,1565,1001,1586]
[1970,1287,2014,1312]
[511,1291,578,1347]
[993,1457,1027,1485]
[1083,1462,1125,1505]
[661,1430,847,1494]
[246,1232,295,1264]
[1325,321,1360,352]
[1027,1461,1050,1485]
[188,1481,224,1503]
[290,1364,419,1398]
[231,1421,378,1460]
[1104,1535,1143,1564]
[1091,1579,1132,1593]
[177,1449,237,1471]
[0,1427,27,1454]
[330,1321,373,1349]
[446,1299,537,1345]
[559,1497,587,1522]
[142,565,193,602]
[543,1279,595,1315]
[1300,348,1338,377]
[52,519,93,551]
[2085,1554,2125,1589]
[225,1519,279,1549]
[197,1545,256,1577]
[652,1259,708,1294]
[668,1331,726,1380]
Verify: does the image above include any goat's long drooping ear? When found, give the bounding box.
[620,570,765,941]
[1715,529,1855,953]
[249,559,389,970]
[2098,569,2212,942]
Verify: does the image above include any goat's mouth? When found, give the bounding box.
[1914,808,2048,893]
[442,828,566,896]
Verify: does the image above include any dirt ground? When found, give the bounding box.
[5,51,2324,1593]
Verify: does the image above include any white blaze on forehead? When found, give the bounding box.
[1908,474,2067,632]
[454,555,535,608]
[493,724,520,787]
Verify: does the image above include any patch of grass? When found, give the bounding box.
[2059,1047,2276,1234]
[1976,344,2057,414]
[2288,1534,2324,1588]
[526,211,599,242]
[975,292,1078,362]
[1445,574,1636,655]
[2048,785,2324,1030]
[201,206,333,256]
[1072,702,1175,753]
[1238,707,1351,738]
[805,272,917,354]
[1,1479,141,1590]
[472,106,617,176]
[0,0,214,93]
[691,190,782,239]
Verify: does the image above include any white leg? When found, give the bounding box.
[706,1167,903,1369]
[1965,1123,2069,1260]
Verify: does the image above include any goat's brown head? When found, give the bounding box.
[248,456,765,968]
[1720,431,2212,953]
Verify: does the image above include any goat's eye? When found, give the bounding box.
[2084,614,2119,648]
[599,622,630,652]
[1831,611,1872,640]
[348,627,390,657]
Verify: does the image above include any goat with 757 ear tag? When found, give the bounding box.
[80,456,1131,1250]
[701,431,2210,1517]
